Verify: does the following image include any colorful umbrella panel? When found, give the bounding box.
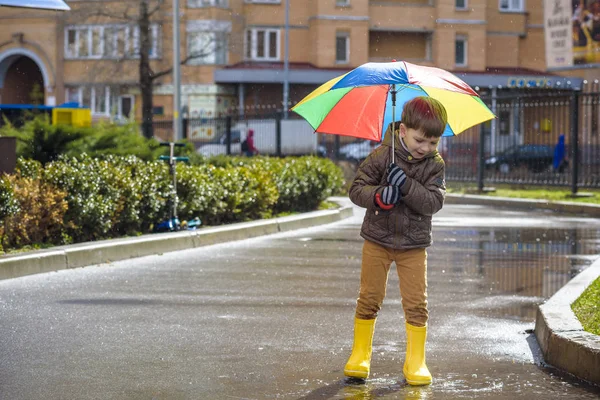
[292,61,495,141]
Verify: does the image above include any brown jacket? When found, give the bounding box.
[349,126,446,250]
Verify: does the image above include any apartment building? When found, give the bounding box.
[0,0,594,124]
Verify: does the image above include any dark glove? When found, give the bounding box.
[387,163,406,187]
[380,185,401,205]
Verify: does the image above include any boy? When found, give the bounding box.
[345,96,447,385]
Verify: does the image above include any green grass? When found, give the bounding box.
[447,183,600,204]
[571,277,600,336]
[318,200,340,210]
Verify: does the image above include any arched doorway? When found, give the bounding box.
[1,56,44,104]
[0,48,51,106]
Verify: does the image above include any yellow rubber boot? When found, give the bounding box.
[344,318,376,379]
[403,322,432,385]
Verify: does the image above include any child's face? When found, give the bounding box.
[399,123,439,159]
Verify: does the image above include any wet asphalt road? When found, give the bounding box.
[1,201,600,399]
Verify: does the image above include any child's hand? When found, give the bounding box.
[387,163,406,187]
[380,185,400,205]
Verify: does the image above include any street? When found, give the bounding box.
[1,202,600,399]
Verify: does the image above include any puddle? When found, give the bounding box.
[429,226,600,320]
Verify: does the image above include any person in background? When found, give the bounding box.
[553,134,568,173]
[242,129,259,156]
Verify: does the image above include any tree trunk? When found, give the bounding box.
[139,0,153,139]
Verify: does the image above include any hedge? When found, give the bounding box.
[0,154,345,253]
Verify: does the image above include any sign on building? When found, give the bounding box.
[544,0,573,69]
[571,0,600,66]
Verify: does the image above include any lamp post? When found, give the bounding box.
[283,0,290,119]
[172,0,182,141]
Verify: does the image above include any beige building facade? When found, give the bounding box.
[0,0,595,122]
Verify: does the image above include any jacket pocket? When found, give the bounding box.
[407,214,432,243]
[365,209,391,241]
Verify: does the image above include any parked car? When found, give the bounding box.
[485,144,554,173]
[339,140,379,162]
[196,127,243,157]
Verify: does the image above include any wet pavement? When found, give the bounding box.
[1,202,600,399]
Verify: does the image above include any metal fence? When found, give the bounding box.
[442,91,600,192]
[151,90,600,192]
[152,112,318,157]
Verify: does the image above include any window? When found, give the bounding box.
[336,0,350,6]
[65,87,82,105]
[187,31,228,64]
[92,87,109,115]
[499,0,523,12]
[245,28,279,61]
[65,86,111,116]
[455,0,467,9]
[66,29,77,57]
[90,27,103,58]
[188,0,228,7]
[64,24,160,59]
[187,20,230,64]
[336,32,349,64]
[148,25,160,58]
[455,35,467,67]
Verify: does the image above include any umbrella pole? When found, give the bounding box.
[391,84,396,165]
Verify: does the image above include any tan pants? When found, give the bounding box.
[355,239,428,327]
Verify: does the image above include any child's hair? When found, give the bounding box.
[400,97,448,138]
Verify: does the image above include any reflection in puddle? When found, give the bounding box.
[429,226,600,320]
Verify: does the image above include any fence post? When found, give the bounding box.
[276,113,282,156]
[182,118,188,140]
[570,91,579,196]
[225,116,232,155]
[477,123,485,192]
[335,135,340,161]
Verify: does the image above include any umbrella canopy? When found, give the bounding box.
[0,0,70,11]
[291,61,495,141]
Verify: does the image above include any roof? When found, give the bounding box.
[215,62,584,90]
[0,0,70,11]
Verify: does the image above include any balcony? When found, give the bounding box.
[369,31,432,64]
[369,1,435,32]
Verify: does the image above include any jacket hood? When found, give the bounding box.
[380,122,440,163]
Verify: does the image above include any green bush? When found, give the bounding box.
[0,116,198,164]
[0,154,345,253]
[1,173,69,249]
[116,156,171,233]
[203,155,345,212]
[1,116,87,165]
[0,175,19,222]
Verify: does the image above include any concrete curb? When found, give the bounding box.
[447,193,600,385]
[446,193,600,217]
[535,260,600,385]
[0,204,354,281]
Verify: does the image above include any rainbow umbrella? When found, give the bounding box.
[292,61,495,161]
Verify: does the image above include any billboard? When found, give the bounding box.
[544,0,573,68]
[572,0,600,65]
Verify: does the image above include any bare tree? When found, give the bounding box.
[67,0,225,138]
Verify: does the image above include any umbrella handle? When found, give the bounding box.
[391,84,396,165]
[375,193,394,210]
